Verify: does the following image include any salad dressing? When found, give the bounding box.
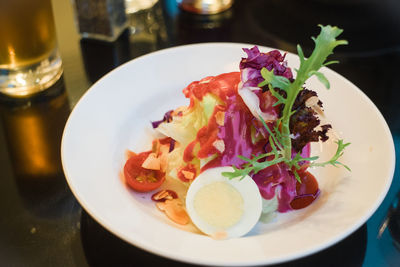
[182,72,270,171]
[180,71,320,211]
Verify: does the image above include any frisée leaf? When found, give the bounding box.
[223,25,350,181]
[269,24,348,160]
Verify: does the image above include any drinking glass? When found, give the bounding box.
[0,0,63,98]
[178,0,234,14]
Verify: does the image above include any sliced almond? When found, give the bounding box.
[141,153,161,170]
[156,199,190,225]
[181,170,195,180]
[151,189,178,201]
[305,96,324,116]
[159,154,168,172]
[172,106,186,116]
[159,144,170,154]
[156,202,166,211]
[215,111,225,126]
[153,190,170,201]
[213,139,225,153]
[152,139,161,154]
[159,144,170,172]
[305,96,319,107]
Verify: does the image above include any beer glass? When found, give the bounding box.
[0,0,63,97]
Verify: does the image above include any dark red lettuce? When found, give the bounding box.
[290,89,331,152]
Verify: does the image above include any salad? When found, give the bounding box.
[123,25,350,239]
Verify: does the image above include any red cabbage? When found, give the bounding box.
[253,143,311,212]
[201,93,268,171]
[240,46,293,88]
[252,162,297,212]
[151,110,173,128]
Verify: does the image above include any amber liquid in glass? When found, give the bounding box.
[0,0,62,97]
[0,0,57,69]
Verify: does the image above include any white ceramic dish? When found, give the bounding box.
[61,43,395,266]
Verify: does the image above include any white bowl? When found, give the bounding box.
[61,43,395,266]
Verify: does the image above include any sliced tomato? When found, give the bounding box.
[123,151,165,192]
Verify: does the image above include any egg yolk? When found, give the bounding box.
[193,181,244,229]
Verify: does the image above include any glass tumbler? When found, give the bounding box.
[0,0,63,98]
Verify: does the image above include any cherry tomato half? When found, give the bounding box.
[123,151,165,192]
[290,171,319,210]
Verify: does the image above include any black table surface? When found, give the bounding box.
[1,0,400,266]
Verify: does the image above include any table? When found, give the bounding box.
[0,0,399,266]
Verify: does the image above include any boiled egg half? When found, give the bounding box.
[185,166,262,239]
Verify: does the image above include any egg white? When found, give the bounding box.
[185,166,262,239]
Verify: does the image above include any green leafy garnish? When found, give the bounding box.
[309,139,351,171]
[222,25,350,181]
[222,116,350,182]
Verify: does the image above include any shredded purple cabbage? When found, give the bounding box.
[151,110,173,128]
[169,139,175,152]
[253,143,311,212]
[201,94,268,171]
[252,163,297,212]
[240,46,293,87]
